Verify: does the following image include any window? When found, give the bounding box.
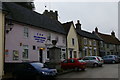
[89,40,92,45]
[62,49,65,51]
[72,38,75,46]
[47,49,49,58]
[70,51,72,58]
[63,60,68,63]
[69,59,75,63]
[33,45,36,50]
[13,50,19,60]
[84,38,87,45]
[24,27,29,38]
[23,45,28,59]
[56,36,59,42]
[100,41,103,47]
[47,33,51,40]
[63,37,65,44]
[107,44,109,48]
[93,40,96,46]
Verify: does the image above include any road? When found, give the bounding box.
[57,64,119,78]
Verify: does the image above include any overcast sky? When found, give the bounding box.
[34,1,119,38]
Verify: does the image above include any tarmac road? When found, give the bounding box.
[57,64,119,78]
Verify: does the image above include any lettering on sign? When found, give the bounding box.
[34,33,46,43]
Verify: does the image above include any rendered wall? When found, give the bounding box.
[0,11,5,79]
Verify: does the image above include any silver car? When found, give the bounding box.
[82,56,104,67]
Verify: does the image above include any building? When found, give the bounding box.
[76,20,102,57]
[62,21,79,58]
[0,2,6,79]
[94,27,120,56]
[3,2,66,63]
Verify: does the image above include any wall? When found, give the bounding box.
[67,24,79,58]
[0,11,5,79]
[5,22,66,63]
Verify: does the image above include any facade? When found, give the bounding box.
[0,3,5,79]
[4,3,66,63]
[76,20,102,57]
[62,21,79,58]
[94,27,120,56]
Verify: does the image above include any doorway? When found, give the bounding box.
[39,49,43,63]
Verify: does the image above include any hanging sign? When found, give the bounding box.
[34,33,46,43]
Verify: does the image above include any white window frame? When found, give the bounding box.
[84,38,87,45]
[24,27,29,38]
[22,45,29,60]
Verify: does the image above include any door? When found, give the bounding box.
[39,49,43,63]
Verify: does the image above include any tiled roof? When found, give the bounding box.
[3,2,66,34]
[62,21,73,34]
[97,32,120,45]
[76,29,102,41]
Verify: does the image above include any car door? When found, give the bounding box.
[61,60,68,69]
[89,57,97,66]
[83,57,90,66]
[68,59,75,69]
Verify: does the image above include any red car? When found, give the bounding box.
[61,58,87,71]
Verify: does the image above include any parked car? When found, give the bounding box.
[61,58,87,71]
[116,55,120,63]
[4,62,57,80]
[82,56,104,67]
[103,55,119,63]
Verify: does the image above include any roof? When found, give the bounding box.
[3,2,66,35]
[76,29,102,41]
[97,32,120,45]
[62,21,73,34]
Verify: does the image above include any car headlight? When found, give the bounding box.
[42,71,49,75]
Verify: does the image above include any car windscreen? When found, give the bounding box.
[78,60,85,63]
[30,63,43,70]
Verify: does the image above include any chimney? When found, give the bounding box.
[43,10,58,20]
[111,31,115,37]
[75,20,81,30]
[95,27,98,33]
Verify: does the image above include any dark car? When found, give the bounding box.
[4,62,57,80]
[61,58,87,71]
[103,55,119,64]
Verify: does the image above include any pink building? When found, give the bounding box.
[4,3,66,63]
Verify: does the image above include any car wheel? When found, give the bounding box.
[36,76,41,80]
[81,68,86,71]
[74,67,79,71]
[99,64,103,67]
[112,60,115,64]
[93,63,98,67]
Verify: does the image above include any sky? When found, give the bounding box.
[34,0,119,38]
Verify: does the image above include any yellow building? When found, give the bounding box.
[75,20,102,57]
[0,4,6,79]
[62,21,79,58]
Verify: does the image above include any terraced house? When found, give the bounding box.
[62,21,79,58]
[75,20,102,57]
[94,27,120,56]
[3,2,66,63]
